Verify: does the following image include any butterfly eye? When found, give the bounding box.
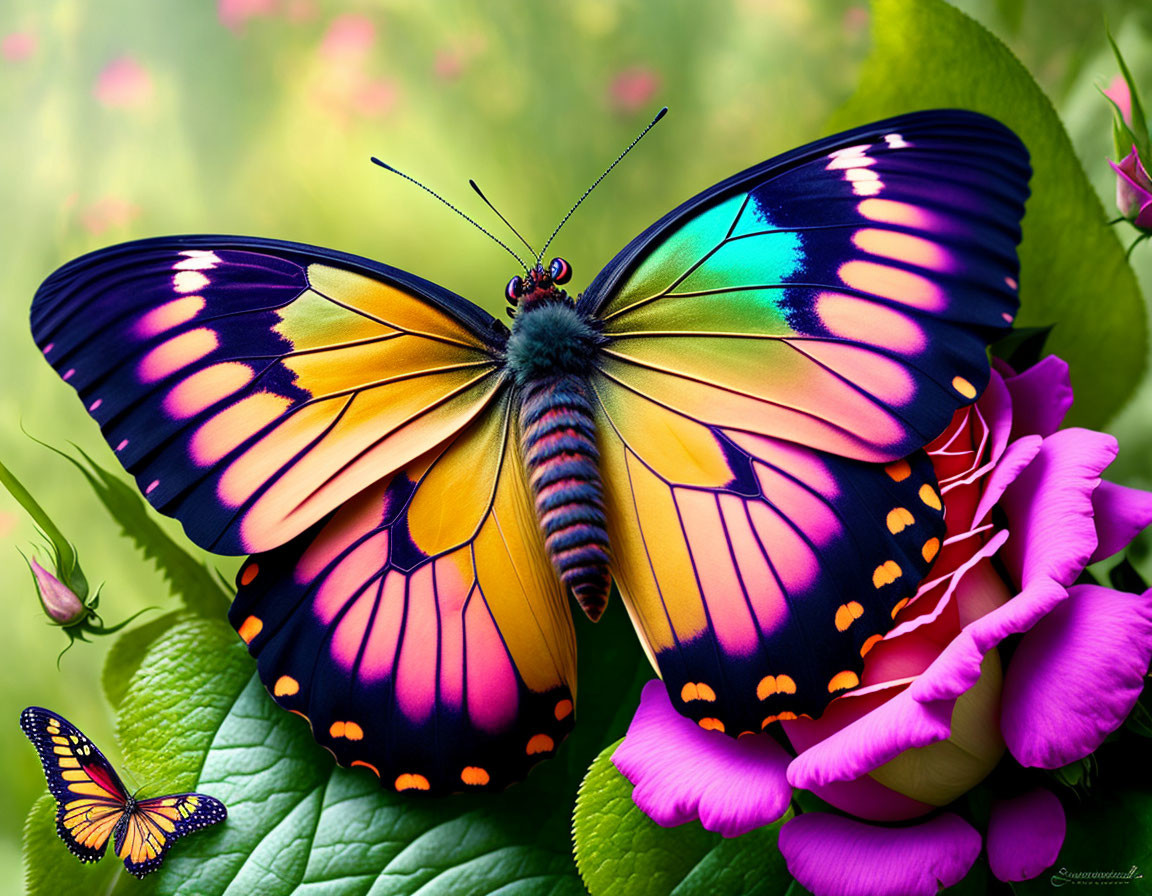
[549,257,572,285]
[505,276,524,303]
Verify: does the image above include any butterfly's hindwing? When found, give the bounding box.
[116,793,228,878]
[31,236,508,555]
[593,380,946,731]
[229,388,578,794]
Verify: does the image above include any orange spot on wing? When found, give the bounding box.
[891,597,910,619]
[526,734,554,755]
[872,561,902,588]
[860,634,884,657]
[886,507,914,534]
[828,670,860,693]
[756,674,797,700]
[919,484,942,511]
[885,459,911,482]
[698,717,725,732]
[273,675,299,697]
[852,228,950,271]
[952,376,977,399]
[395,773,430,792]
[240,563,259,586]
[329,721,346,738]
[554,699,573,720]
[761,711,799,727]
[680,681,717,703]
[922,537,941,563]
[237,615,262,643]
[834,601,865,632]
[344,722,364,740]
[461,766,490,786]
[351,760,380,777]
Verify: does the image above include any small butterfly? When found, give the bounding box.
[30,109,1029,793]
[20,706,226,877]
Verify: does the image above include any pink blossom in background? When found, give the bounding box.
[0,511,15,538]
[81,197,140,235]
[2,32,36,62]
[353,79,398,118]
[93,56,152,109]
[1104,73,1133,125]
[435,50,464,82]
[610,66,661,113]
[842,6,869,36]
[218,0,278,32]
[320,14,375,60]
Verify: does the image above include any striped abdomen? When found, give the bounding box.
[519,374,611,621]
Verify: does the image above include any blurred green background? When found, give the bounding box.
[1,0,1151,891]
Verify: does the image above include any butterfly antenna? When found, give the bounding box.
[469,179,538,257]
[536,106,668,266]
[370,158,529,274]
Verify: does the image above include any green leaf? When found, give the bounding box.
[572,740,793,896]
[101,611,188,709]
[828,0,1147,428]
[114,597,649,893]
[59,447,229,616]
[1107,31,1150,160]
[23,794,154,896]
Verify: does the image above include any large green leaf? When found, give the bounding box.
[573,740,793,895]
[828,0,1147,427]
[108,596,648,893]
[101,611,188,709]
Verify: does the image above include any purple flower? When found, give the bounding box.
[613,356,1152,895]
[1111,147,1152,230]
[28,556,86,624]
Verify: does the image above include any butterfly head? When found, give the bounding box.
[505,257,573,316]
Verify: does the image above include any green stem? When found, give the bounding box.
[0,457,75,576]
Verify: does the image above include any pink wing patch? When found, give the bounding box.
[229,391,578,793]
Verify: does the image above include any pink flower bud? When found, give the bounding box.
[29,557,85,624]
[1111,146,1152,230]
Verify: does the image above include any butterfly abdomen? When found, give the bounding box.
[519,373,611,621]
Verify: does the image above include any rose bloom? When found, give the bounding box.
[614,355,1152,895]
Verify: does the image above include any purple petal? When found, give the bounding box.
[786,686,952,789]
[1090,480,1152,563]
[613,680,792,837]
[1001,356,1073,440]
[986,789,1065,881]
[779,812,981,896]
[1001,584,1152,768]
[1000,428,1117,590]
[971,436,1043,530]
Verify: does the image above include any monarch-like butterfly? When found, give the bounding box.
[30,109,1029,793]
[20,706,226,876]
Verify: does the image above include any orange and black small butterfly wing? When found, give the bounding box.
[20,706,129,864]
[116,793,228,878]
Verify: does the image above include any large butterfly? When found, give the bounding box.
[31,109,1029,792]
[20,706,226,877]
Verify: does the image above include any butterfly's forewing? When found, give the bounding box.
[31,237,508,554]
[581,109,1030,463]
[229,388,578,793]
[117,793,227,878]
[583,110,1028,727]
[21,707,129,863]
